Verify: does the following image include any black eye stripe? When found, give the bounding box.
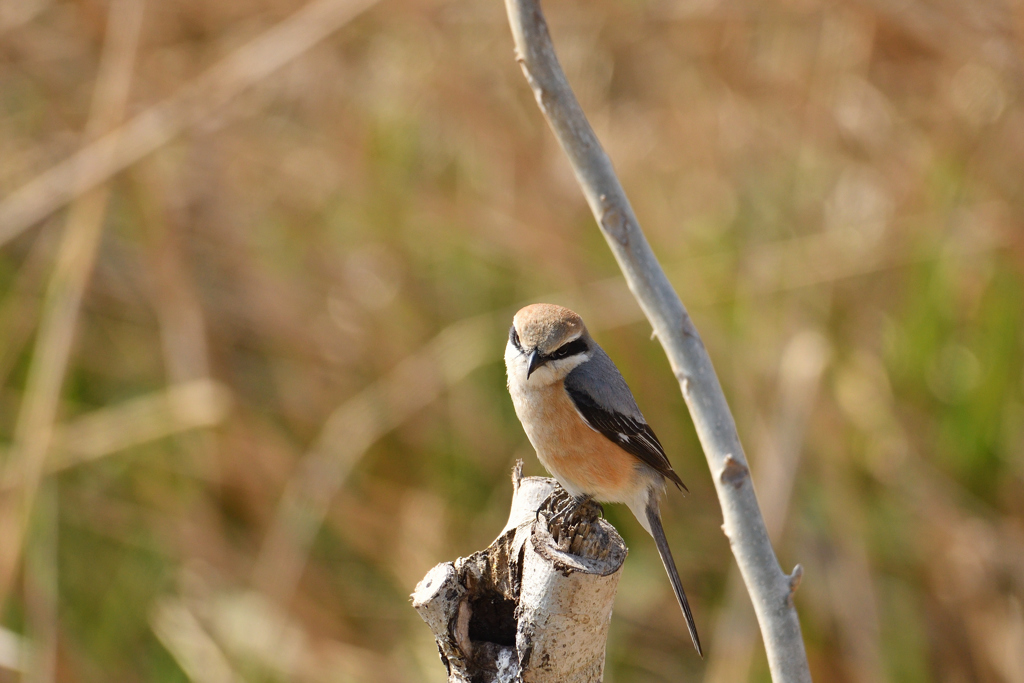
[509,325,523,350]
[550,338,587,360]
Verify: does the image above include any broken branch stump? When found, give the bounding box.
[412,463,627,682]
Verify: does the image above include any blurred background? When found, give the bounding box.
[0,0,1022,680]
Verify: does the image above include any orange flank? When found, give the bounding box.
[516,381,642,502]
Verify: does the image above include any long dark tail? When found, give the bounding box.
[646,502,703,657]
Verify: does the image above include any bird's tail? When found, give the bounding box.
[646,501,703,657]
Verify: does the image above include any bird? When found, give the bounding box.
[504,302,702,657]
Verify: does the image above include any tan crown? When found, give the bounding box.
[512,303,587,354]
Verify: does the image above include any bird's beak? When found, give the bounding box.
[526,349,547,379]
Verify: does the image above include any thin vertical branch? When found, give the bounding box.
[501,1,813,680]
[0,0,144,611]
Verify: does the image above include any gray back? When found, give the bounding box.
[564,340,645,422]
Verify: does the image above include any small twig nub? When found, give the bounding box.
[787,564,804,606]
[720,454,750,489]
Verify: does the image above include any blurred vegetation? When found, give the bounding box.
[0,0,1022,681]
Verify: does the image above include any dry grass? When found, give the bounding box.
[0,0,1022,681]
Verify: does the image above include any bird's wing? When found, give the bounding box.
[564,381,687,491]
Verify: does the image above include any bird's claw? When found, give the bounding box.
[544,491,600,528]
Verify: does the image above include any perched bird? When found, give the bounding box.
[504,303,701,656]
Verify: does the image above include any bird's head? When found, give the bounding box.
[505,303,592,386]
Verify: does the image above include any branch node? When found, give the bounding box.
[599,205,629,245]
[720,454,750,489]
[787,564,804,606]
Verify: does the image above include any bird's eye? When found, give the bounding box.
[550,338,587,360]
[509,325,522,350]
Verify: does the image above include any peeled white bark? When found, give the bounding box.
[412,464,626,682]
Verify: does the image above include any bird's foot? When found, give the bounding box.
[537,487,606,555]
[541,488,602,529]
[549,494,583,527]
